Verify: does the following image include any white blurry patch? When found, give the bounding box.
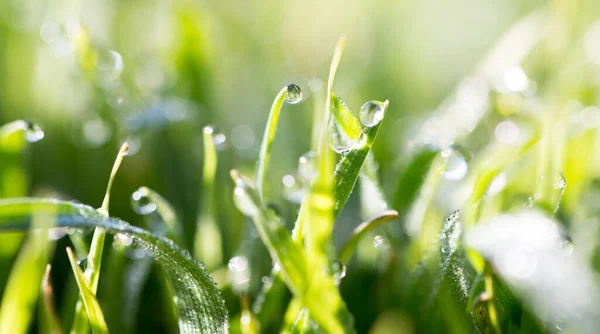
[466,210,600,332]
[231,125,255,150]
[494,121,519,144]
[40,22,60,44]
[228,256,250,294]
[584,21,600,67]
[503,67,529,92]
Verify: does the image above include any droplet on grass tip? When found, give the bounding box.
[25,121,45,143]
[131,187,157,215]
[284,84,303,104]
[359,100,386,127]
[332,260,347,286]
[442,148,468,181]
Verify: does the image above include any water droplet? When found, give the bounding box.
[328,116,357,153]
[115,233,133,246]
[40,22,60,44]
[131,188,157,215]
[331,260,347,286]
[48,228,68,240]
[25,121,45,143]
[495,121,520,144]
[442,149,468,181]
[65,18,82,39]
[359,101,386,127]
[228,256,250,293]
[282,174,305,203]
[77,257,87,266]
[66,227,79,235]
[559,237,574,255]
[298,151,317,182]
[205,125,227,150]
[261,276,270,284]
[124,136,141,156]
[233,185,260,217]
[284,84,303,104]
[373,235,386,248]
[97,50,124,79]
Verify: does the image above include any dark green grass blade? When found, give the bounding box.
[0,198,228,333]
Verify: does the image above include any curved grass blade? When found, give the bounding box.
[392,148,438,219]
[71,142,128,334]
[338,210,398,264]
[0,209,55,334]
[0,198,228,333]
[66,247,109,334]
[256,85,302,201]
[195,126,222,269]
[359,153,388,220]
[41,264,64,334]
[134,186,182,242]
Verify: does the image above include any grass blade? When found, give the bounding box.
[338,210,398,264]
[66,247,109,334]
[71,142,128,334]
[41,264,64,334]
[0,198,228,333]
[195,126,222,269]
[0,209,56,334]
[333,106,388,215]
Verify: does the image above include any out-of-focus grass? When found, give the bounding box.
[2,0,600,333]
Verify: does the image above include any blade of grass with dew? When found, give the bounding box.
[0,198,228,332]
[66,247,109,334]
[71,142,128,334]
[0,209,56,334]
[338,210,398,264]
[255,84,302,201]
[121,186,184,331]
[195,126,222,270]
[332,101,389,215]
[230,171,353,333]
[41,264,64,334]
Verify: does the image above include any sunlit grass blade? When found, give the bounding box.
[255,84,302,201]
[333,102,388,215]
[338,210,398,264]
[71,142,128,334]
[195,125,222,269]
[0,209,55,334]
[359,153,388,220]
[41,264,64,334]
[230,170,353,333]
[0,198,228,333]
[66,247,108,334]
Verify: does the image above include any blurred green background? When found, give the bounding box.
[4,0,600,333]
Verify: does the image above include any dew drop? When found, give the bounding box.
[495,121,520,144]
[331,260,347,286]
[284,84,303,104]
[328,116,357,154]
[298,151,317,182]
[442,149,468,181]
[115,233,133,246]
[97,50,124,79]
[205,125,227,150]
[40,22,60,44]
[373,235,386,248]
[25,121,45,143]
[233,185,260,217]
[359,101,386,127]
[282,174,305,204]
[131,188,157,215]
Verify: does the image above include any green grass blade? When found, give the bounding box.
[0,198,228,333]
[0,209,56,334]
[333,104,388,215]
[230,171,353,333]
[66,247,109,334]
[134,186,182,242]
[41,264,64,334]
[71,142,128,334]
[256,86,288,200]
[195,126,222,269]
[338,210,398,264]
[392,148,439,219]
